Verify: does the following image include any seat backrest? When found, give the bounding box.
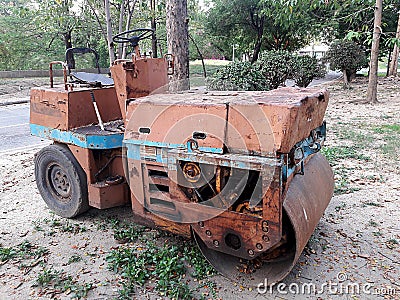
[65,47,101,74]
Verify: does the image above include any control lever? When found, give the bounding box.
[90,91,105,131]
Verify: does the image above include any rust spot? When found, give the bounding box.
[31,102,63,117]
[127,132,140,139]
[129,166,139,178]
[306,105,315,118]
[300,96,309,103]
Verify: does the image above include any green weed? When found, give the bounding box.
[321,146,370,165]
[0,245,18,262]
[0,240,49,262]
[68,254,83,264]
[113,223,146,244]
[372,124,400,134]
[34,217,87,235]
[371,124,400,160]
[362,202,383,207]
[332,167,361,195]
[338,128,374,146]
[36,267,63,286]
[106,241,209,299]
[368,220,379,227]
[335,202,347,212]
[182,245,217,280]
[35,266,93,299]
[386,239,399,249]
[32,219,44,231]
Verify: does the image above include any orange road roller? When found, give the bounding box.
[30,28,334,285]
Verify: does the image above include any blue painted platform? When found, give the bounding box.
[30,123,124,149]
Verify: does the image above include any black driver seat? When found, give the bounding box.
[66,48,114,87]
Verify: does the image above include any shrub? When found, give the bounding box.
[206,61,269,91]
[207,50,327,91]
[291,55,327,88]
[324,40,368,85]
[256,50,294,89]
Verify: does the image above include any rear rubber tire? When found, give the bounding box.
[34,144,89,218]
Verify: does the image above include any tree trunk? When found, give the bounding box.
[388,12,400,76]
[166,0,190,91]
[104,0,116,66]
[122,0,137,59]
[250,16,264,63]
[342,68,349,86]
[251,38,262,63]
[150,0,158,57]
[63,31,75,69]
[366,0,382,104]
[117,0,126,59]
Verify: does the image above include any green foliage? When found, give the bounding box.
[372,124,400,160]
[321,146,370,165]
[68,254,83,264]
[291,55,326,88]
[111,219,146,244]
[206,0,316,61]
[324,40,368,82]
[35,266,93,299]
[181,244,216,280]
[106,238,216,299]
[33,217,87,236]
[107,243,192,299]
[207,61,269,91]
[257,50,294,89]
[207,50,329,91]
[0,240,49,262]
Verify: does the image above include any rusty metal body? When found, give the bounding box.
[123,89,333,284]
[30,45,334,285]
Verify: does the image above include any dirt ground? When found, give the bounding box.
[0,77,399,300]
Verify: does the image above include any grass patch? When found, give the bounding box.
[368,220,379,227]
[386,239,399,249]
[35,266,93,299]
[68,254,83,264]
[372,124,400,134]
[33,217,87,236]
[106,239,216,299]
[190,64,222,77]
[371,124,400,160]
[0,240,49,263]
[107,243,191,299]
[181,244,216,280]
[331,166,361,195]
[321,146,370,165]
[189,59,229,78]
[338,128,374,147]
[108,218,146,244]
[362,201,384,207]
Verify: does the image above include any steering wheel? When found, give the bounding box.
[112,28,154,48]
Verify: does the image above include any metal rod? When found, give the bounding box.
[90,91,105,131]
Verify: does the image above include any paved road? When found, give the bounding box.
[286,70,342,88]
[0,103,49,154]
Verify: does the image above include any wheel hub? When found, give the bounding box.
[48,165,71,199]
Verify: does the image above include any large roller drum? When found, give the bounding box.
[194,153,334,286]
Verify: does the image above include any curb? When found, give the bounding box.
[0,98,29,107]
